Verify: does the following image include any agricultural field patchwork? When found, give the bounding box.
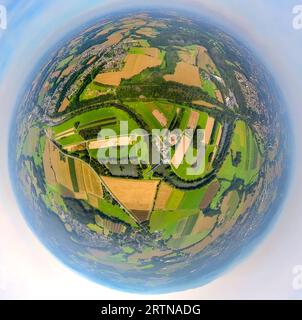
[17,11,279,281]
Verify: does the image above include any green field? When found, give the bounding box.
[159,50,166,67]
[138,39,150,47]
[210,180,231,210]
[178,108,191,131]
[124,100,176,129]
[150,208,213,249]
[87,223,103,234]
[58,134,85,146]
[53,108,117,134]
[224,191,240,221]
[128,47,146,54]
[123,246,135,254]
[98,199,138,227]
[172,113,220,181]
[22,127,40,157]
[211,122,222,145]
[68,158,79,192]
[157,185,214,211]
[52,107,140,146]
[172,155,209,181]
[217,120,262,185]
[33,135,46,167]
[80,82,115,101]
[202,79,216,98]
[197,111,209,129]
[179,185,208,210]
[149,208,199,239]
[166,189,184,210]
[57,55,73,70]
[171,145,205,181]
[22,128,46,168]
[167,230,210,249]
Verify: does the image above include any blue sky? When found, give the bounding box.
[1,0,302,299]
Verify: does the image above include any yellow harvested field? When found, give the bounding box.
[43,81,50,91]
[192,100,215,109]
[64,143,86,153]
[88,135,137,150]
[58,97,70,113]
[43,139,57,186]
[211,126,223,162]
[136,27,158,37]
[54,127,76,140]
[197,46,216,72]
[215,126,223,147]
[96,26,114,36]
[95,52,161,86]
[95,71,123,86]
[50,70,61,79]
[103,31,123,47]
[96,215,127,234]
[43,139,73,191]
[192,214,217,234]
[187,110,200,129]
[43,138,103,208]
[171,135,192,169]
[164,62,201,88]
[122,53,161,79]
[121,18,146,27]
[200,180,220,209]
[87,56,97,65]
[215,90,224,103]
[154,182,173,210]
[102,177,160,220]
[120,28,131,34]
[81,163,103,199]
[87,194,99,209]
[61,65,75,77]
[204,117,215,145]
[74,160,86,194]
[152,109,168,127]
[143,47,160,58]
[179,50,196,65]
[85,30,122,54]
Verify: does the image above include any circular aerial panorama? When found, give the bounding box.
[11,10,290,293]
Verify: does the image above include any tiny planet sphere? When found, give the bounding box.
[11,10,290,293]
